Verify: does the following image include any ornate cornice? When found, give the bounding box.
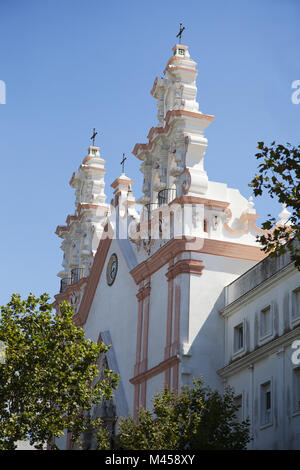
[171,195,229,210]
[132,109,215,157]
[221,261,296,317]
[130,237,265,284]
[224,209,269,236]
[111,176,134,189]
[150,77,159,96]
[166,259,205,280]
[79,165,106,172]
[55,202,108,236]
[166,65,198,75]
[136,281,151,301]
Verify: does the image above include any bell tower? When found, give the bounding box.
[55,142,109,296]
[133,43,215,211]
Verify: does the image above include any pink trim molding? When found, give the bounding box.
[130,355,180,385]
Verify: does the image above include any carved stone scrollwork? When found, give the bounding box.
[170,149,185,177]
[142,176,151,199]
[140,159,152,202]
[175,168,191,196]
[174,83,183,109]
[169,135,186,179]
[152,162,163,192]
[224,207,270,236]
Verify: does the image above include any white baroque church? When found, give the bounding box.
[54,42,300,450]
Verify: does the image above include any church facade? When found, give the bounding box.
[54,42,300,450]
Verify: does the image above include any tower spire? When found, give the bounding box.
[90,128,98,146]
[55,138,109,301]
[120,153,127,175]
[133,41,215,206]
[176,22,185,44]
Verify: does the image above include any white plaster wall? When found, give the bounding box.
[225,349,300,450]
[205,181,264,245]
[147,265,168,371]
[225,268,300,364]
[185,253,255,391]
[146,372,166,410]
[284,343,300,449]
[223,368,250,422]
[251,353,283,449]
[223,266,300,449]
[83,240,138,417]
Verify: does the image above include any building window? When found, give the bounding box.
[293,368,300,413]
[260,305,272,339]
[234,394,243,422]
[260,381,272,427]
[234,323,244,353]
[292,287,300,321]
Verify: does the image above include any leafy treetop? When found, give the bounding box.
[0,293,118,450]
[116,378,250,450]
[249,141,300,268]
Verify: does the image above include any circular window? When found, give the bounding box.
[106,253,118,286]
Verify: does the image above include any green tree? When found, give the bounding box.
[118,379,250,450]
[0,293,118,450]
[249,141,300,268]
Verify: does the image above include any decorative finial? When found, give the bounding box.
[242,196,256,216]
[277,203,291,226]
[176,23,185,44]
[247,196,255,213]
[120,153,127,174]
[90,128,98,146]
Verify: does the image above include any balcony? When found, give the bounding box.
[158,188,177,207]
[59,267,84,293]
[60,277,71,294]
[71,267,84,284]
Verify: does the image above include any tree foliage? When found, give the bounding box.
[0,293,118,450]
[117,379,250,450]
[249,142,300,268]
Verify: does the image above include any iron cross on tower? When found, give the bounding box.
[176,23,185,44]
[121,153,127,173]
[90,128,98,146]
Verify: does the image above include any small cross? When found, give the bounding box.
[176,23,185,44]
[90,128,98,146]
[120,153,127,174]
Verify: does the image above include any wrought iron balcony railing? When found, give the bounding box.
[158,188,177,207]
[71,267,84,284]
[59,268,84,293]
[60,277,71,294]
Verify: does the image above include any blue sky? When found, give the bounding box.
[0,0,299,305]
